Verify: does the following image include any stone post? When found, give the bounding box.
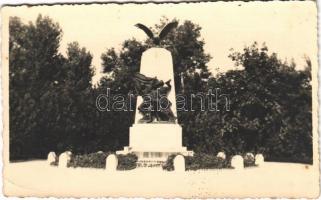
[255,154,264,166]
[58,151,72,168]
[174,155,185,172]
[47,152,57,165]
[106,154,118,171]
[231,155,244,170]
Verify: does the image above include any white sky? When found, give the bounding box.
[3,1,317,83]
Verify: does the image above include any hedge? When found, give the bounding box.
[163,153,257,171]
[51,152,137,170]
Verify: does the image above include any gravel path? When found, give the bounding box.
[3,160,319,198]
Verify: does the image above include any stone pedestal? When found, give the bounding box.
[116,123,193,162]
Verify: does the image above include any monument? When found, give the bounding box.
[116,22,193,166]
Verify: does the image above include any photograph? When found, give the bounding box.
[1,0,319,198]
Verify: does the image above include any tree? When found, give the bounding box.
[9,16,96,159]
[207,43,312,162]
[9,15,64,159]
[54,42,95,153]
[9,15,312,164]
[97,39,148,151]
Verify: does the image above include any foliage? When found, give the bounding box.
[68,152,110,168]
[50,159,58,166]
[180,42,312,164]
[117,153,138,170]
[217,43,312,163]
[9,15,312,164]
[185,153,230,170]
[9,15,65,160]
[162,153,230,171]
[162,154,176,171]
[243,153,255,167]
[9,15,99,160]
[51,152,137,169]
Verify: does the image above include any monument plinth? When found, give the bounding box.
[117,48,193,164]
[134,48,177,123]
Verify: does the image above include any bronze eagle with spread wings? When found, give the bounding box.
[135,22,178,45]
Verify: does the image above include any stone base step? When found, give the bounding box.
[116,148,193,163]
[136,160,165,168]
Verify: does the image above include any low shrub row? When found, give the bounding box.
[117,154,138,170]
[68,152,110,168]
[162,153,230,171]
[50,159,58,166]
[51,152,138,170]
[52,151,256,170]
[163,152,257,171]
[186,153,230,170]
[162,154,176,171]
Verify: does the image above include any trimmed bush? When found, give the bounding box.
[51,152,138,170]
[185,153,230,170]
[117,153,138,170]
[69,152,110,168]
[243,153,255,167]
[162,154,176,171]
[50,159,58,166]
[163,153,230,171]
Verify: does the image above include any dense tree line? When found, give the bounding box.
[9,15,312,163]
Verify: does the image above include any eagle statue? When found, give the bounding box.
[135,22,178,45]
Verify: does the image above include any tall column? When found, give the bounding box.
[134,48,177,123]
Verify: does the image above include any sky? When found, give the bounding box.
[3,1,317,83]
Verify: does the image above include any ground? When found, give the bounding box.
[3,160,319,198]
